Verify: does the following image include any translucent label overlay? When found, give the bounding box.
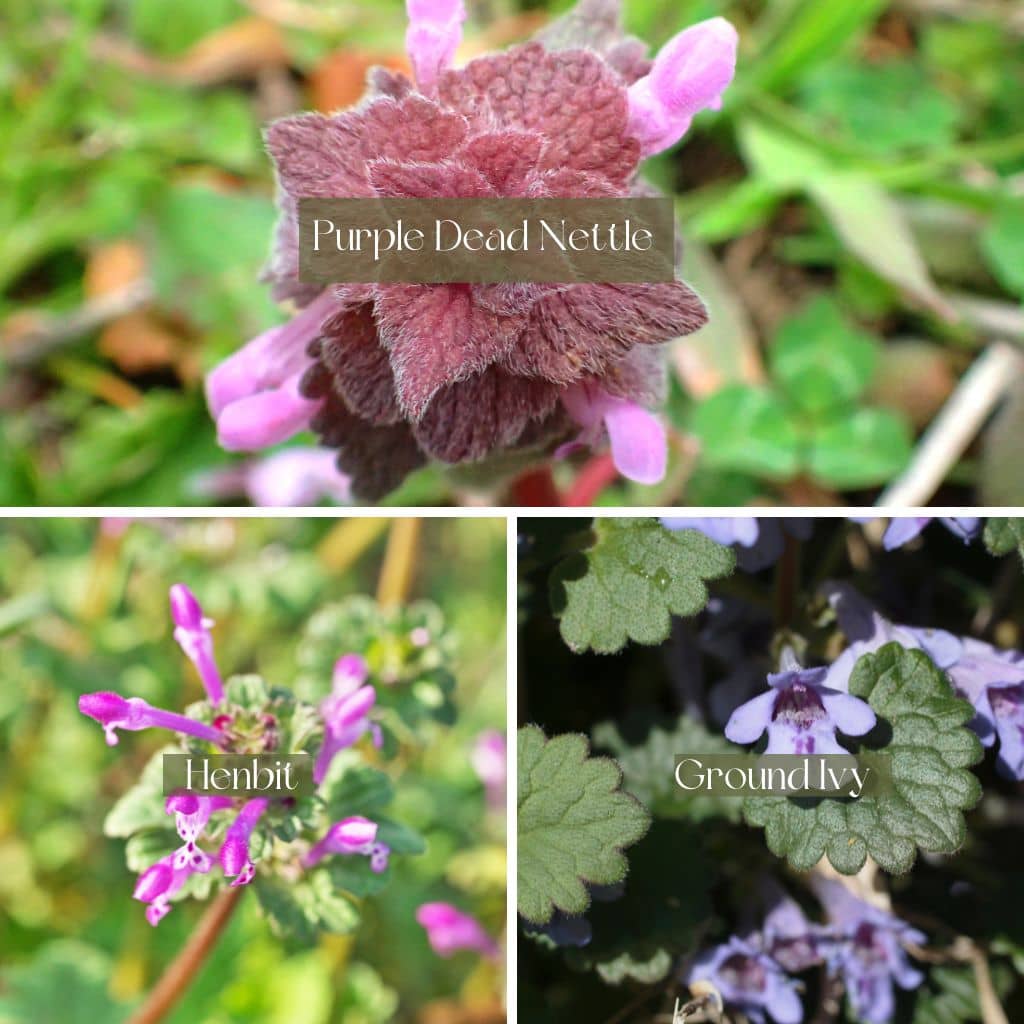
[672,753,893,798]
[297,197,675,283]
[162,754,315,797]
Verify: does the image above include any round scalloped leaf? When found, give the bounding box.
[518,725,650,925]
[742,643,982,875]
[983,517,1024,565]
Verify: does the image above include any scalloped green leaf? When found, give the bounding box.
[518,726,650,925]
[564,821,712,984]
[983,517,1024,565]
[742,644,982,875]
[549,519,735,655]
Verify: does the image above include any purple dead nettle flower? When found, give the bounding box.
[725,648,876,755]
[303,815,391,873]
[193,447,353,506]
[472,729,506,811]
[417,902,501,960]
[824,583,1024,779]
[314,653,383,785]
[205,0,738,499]
[812,878,925,1024]
[684,935,802,1024]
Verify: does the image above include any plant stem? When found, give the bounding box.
[377,518,421,608]
[509,466,561,506]
[127,888,243,1024]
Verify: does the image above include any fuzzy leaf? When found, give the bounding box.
[743,644,982,875]
[549,519,735,654]
[912,964,1014,1024]
[104,747,174,838]
[518,726,650,925]
[565,821,712,984]
[982,517,1024,565]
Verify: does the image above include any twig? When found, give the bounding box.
[376,518,421,608]
[951,292,1024,346]
[127,888,243,1024]
[4,280,154,367]
[876,341,1024,507]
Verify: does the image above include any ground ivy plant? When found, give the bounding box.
[519,516,1024,1024]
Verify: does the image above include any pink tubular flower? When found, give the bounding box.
[303,815,390,873]
[332,653,370,697]
[133,852,206,927]
[559,383,667,485]
[169,584,224,705]
[314,680,382,785]
[416,902,500,960]
[220,798,270,887]
[206,290,342,452]
[406,0,467,94]
[79,691,225,747]
[204,0,725,500]
[166,794,233,872]
[471,730,506,811]
[626,17,738,156]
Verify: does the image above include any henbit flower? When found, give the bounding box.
[725,651,876,755]
[626,17,739,156]
[79,692,225,748]
[879,517,981,550]
[170,584,224,705]
[206,0,732,499]
[166,794,233,872]
[303,815,391,873]
[314,682,382,785]
[812,878,925,1024]
[332,653,370,698]
[133,852,208,927]
[220,798,270,887]
[684,935,802,1024]
[416,902,501,960]
[471,730,506,811]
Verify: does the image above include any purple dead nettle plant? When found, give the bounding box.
[79,584,417,931]
[206,0,738,499]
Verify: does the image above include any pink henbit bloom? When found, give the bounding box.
[303,815,391,873]
[133,851,209,927]
[314,671,382,785]
[170,583,224,705]
[416,902,500,960]
[220,798,270,887]
[78,691,225,748]
[204,0,737,499]
[167,794,234,873]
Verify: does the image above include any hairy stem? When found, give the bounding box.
[127,888,243,1024]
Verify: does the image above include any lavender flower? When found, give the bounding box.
[205,0,737,498]
[662,518,813,571]
[762,888,825,974]
[303,815,391,873]
[660,516,760,548]
[684,935,802,1024]
[220,798,270,887]
[471,729,506,811]
[725,651,876,755]
[78,692,225,748]
[813,879,925,1024]
[314,668,382,785]
[874,517,981,550]
[416,902,501,960]
[170,583,224,705]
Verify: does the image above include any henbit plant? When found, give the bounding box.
[518,516,1024,1024]
[205,0,739,499]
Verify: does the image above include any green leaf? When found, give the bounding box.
[549,519,735,654]
[743,644,983,875]
[808,407,913,488]
[981,199,1024,299]
[256,869,361,946]
[593,716,742,823]
[982,517,1024,564]
[912,964,1015,1024]
[691,385,802,480]
[770,297,878,417]
[517,726,650,925]
[104,746,174,838]
[564,822,712,984]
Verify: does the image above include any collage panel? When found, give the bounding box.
[0,516,507,1024]
[516,515,1024,1024]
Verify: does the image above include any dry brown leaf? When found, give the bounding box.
[870,339,956,429]
[173,16,289,84]
[310,50,409,112]
[84,240,146,297]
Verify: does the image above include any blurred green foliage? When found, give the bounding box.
[0,517,506,1023]
[2,0,1024,504]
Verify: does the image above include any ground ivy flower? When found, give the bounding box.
[205,0,737,499]
[813,879,925,1024]
[870,517,981,550]
[662,518,812,571]
[314,675,382,784]
[220,798,270,887]
[725,650,876,755]
[684,935,802,1024]
[303,815,390,873]
[79,691,225,748]
[170,583,224,705]
[416,902,501,960]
